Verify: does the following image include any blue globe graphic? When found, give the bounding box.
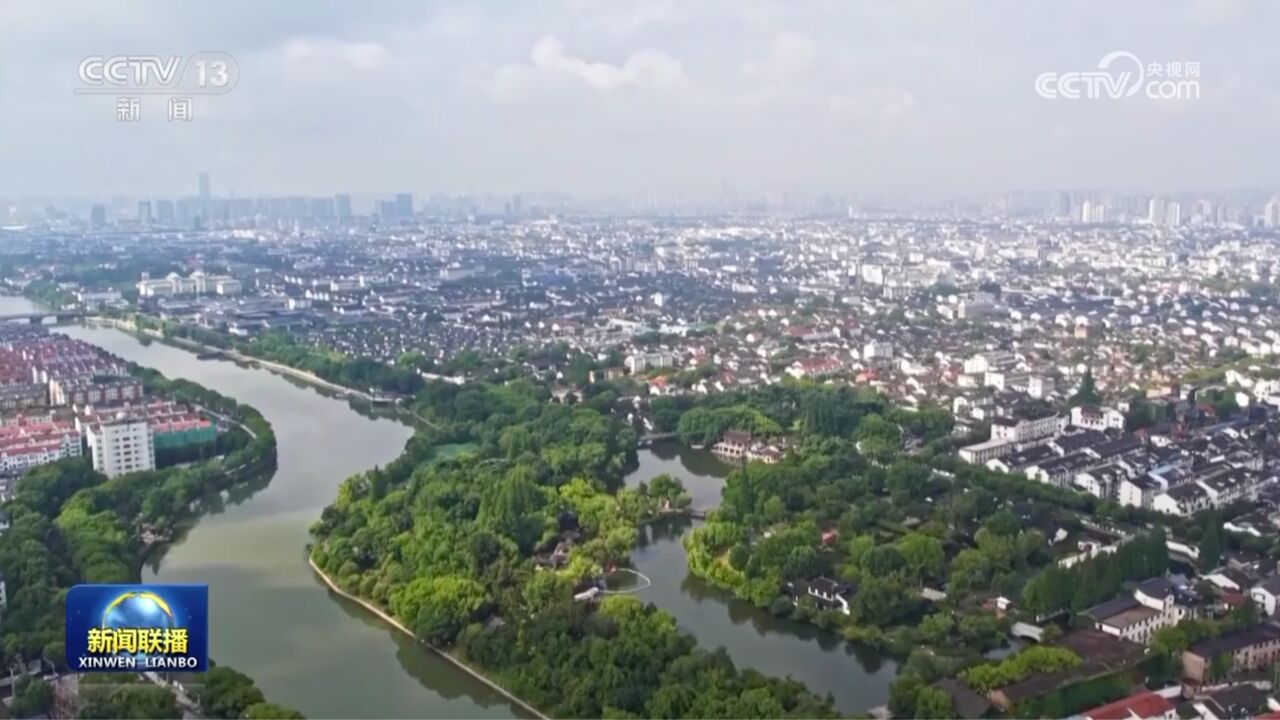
[103,592,177,631]
[100,592,179,664]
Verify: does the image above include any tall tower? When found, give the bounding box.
[1147,197,1166,225]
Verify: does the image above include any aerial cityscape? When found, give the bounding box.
[3,2,1280,720]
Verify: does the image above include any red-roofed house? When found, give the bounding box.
[1081,691,1175,720]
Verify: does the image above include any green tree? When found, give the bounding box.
[1070,369,1101,406]
[1071,561,1103,612]
[1198,517,1222,571]
[81,684,180,719]
[898,533,944,583]
[479,471,548,553]
[914,686,954,719]
[801,392,838,436]
[863,546,907,578]
[11,676,54,718]
[948,549,992,593]
[195,667,266,719]
[391,575,490,645]
[887,461,931,505]
[888,675,923,719]
[523,571,572,614]
[919,612,955,645]
[1021,564,1072,617]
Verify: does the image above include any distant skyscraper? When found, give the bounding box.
[394,193,413,219]
[1264,198,1280,227]
[1165,202,1182,227]
[512,194,523,217]
[137,201,152,225]
[1056,191,1073,218]
[155,199,175,224]
[1147,197,1166,225]
[1079,200,1093,224]
[90,204,107,228]
[198,171,211,200]
[335,194,352,220]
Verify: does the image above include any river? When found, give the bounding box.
[2,295,896,717]
[621,442,898,716]
[0,297,522,719]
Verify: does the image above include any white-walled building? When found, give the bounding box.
[1119,474,1167,510]
[862,340,895,361]
[86,415,155,478]
[1084,577,1196,645]
[1070,405,1126,431]
[137,271,241,297]
[0,418,82,474]
[625,352,674,375]
[1250,576,1280,616]
[990,413,1064,444]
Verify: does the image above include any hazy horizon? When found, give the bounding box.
[2,0,1278,200]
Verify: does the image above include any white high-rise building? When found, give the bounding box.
[86,416,155,478]
[1147,197,1166,225]
[1165,202,1182,227]
[1264,199,1280,228]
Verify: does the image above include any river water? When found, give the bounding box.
[8,309,522,719]
[2,296,895,717]
[622,442,897,716]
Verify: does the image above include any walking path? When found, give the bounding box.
[308,556,548,720]
[198,406,258,439]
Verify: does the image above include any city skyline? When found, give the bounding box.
[2,1,1280,198]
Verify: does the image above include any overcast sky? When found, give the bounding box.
[1,0,1278,200]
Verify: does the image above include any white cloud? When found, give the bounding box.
[494,35,689,95]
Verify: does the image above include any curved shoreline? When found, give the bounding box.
[307,556,549,720]
[84,316,380,400]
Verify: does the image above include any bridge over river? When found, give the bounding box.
[0,309,85,324]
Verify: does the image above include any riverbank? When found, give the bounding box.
[307,556,548,720]
[88,316,381,401]
[127,366,279,576]
[58,324,516,719]
[87,315,443,430]
[623,447,899,714]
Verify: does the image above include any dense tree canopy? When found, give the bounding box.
[310,380,838,718]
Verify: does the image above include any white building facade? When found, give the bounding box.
[86,417,155,478]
